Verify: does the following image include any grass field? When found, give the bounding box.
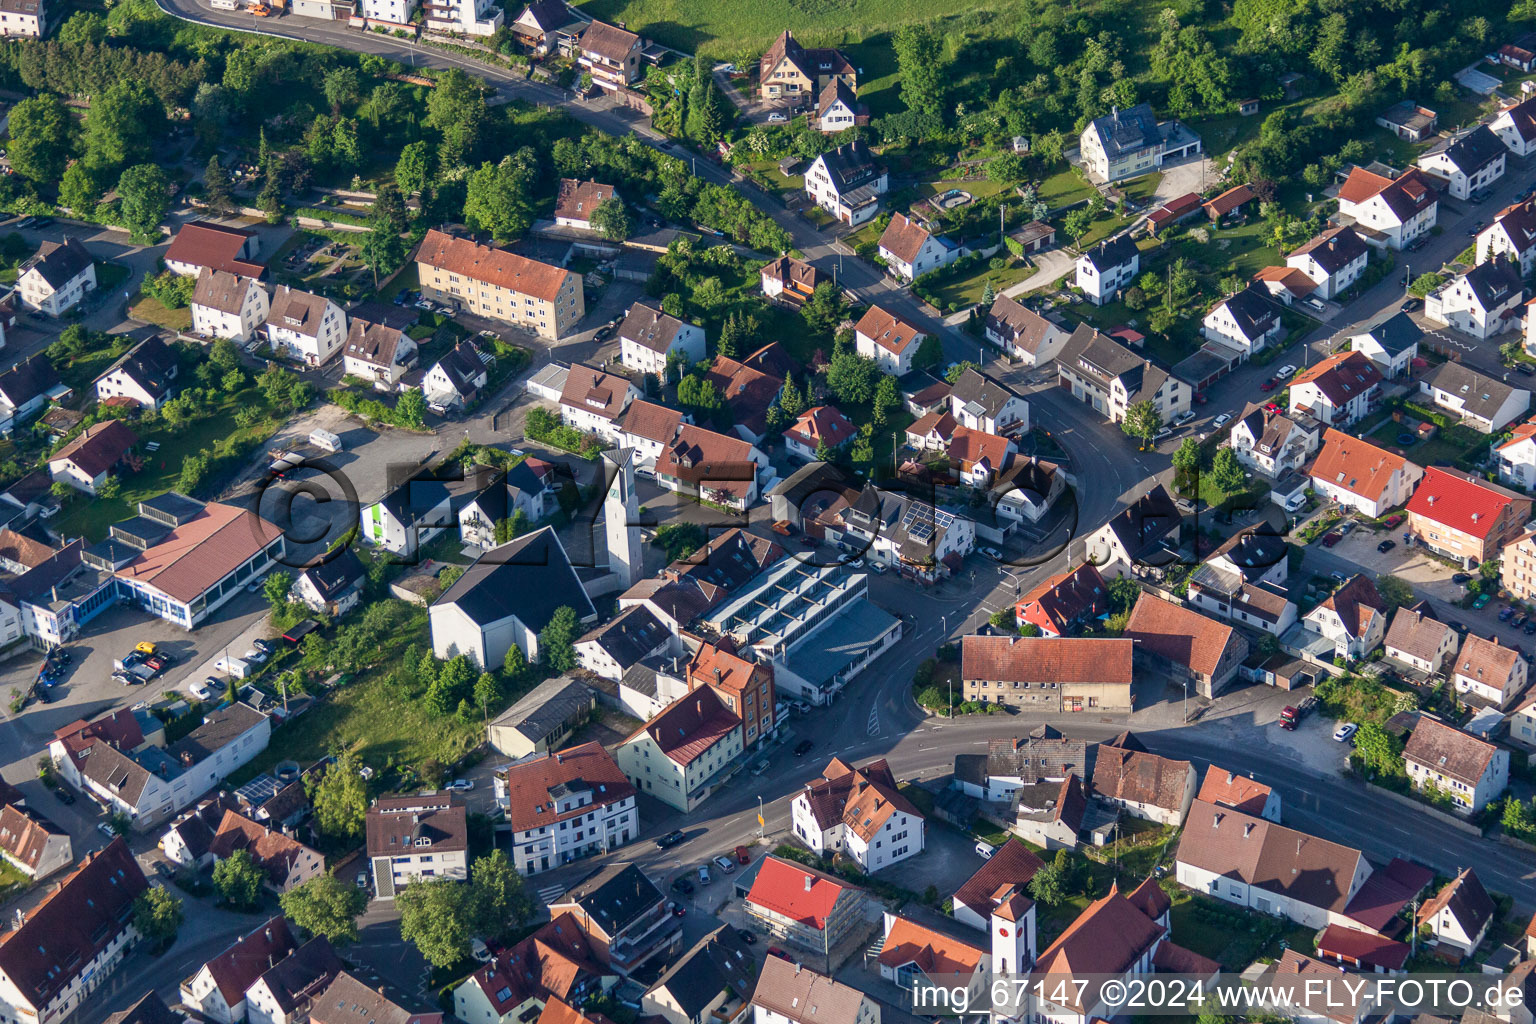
[924,258,1035,308]
[128,293,192,331]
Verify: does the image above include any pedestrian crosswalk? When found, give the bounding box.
[536,883,566,906]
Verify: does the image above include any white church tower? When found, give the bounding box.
[990,886,1035,978]
[603,448,641,588]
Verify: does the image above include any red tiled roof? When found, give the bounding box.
[165,221,264,277]
[0,803,64,874]
[1013,562,1109,636]
[560,364,632,422]
[655,425,760,501]
[960,635,1133,684]
[1290,351,1382,409]
[855,305,924,355]
[877,213,934,265]
[1310,428,1414,503]
[201,917,298,1006]
[1452,633,1522,696]
[1496,419,1536,452]
[947,426,1011,471]
[952,838,1043,918]
[746,855,849,929]
[1197,766,1273,817]
[416,229,574,303]
[784,405,857,449]
[625,687,740,766]
[1314,574,1385,639]
[1031,888,1168,1011]
[1091,745,1193,812]
[1124,593,1237,677]
[620,400,683,444]
[209,809,322,887]
[1253,265,1318,298]
[877,915,986,975]
[1407,466,1525,541]
[116,501,284,604]
[498,742,635,833]
[1315,924,1410,972]
[1204,184,1255,217]
[465,912,605,1015]
[554,179,616,223]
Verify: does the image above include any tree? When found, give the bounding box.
[1028,854,1068,904]
[7,96,75,184]
[1120,400,1161,448]
[264,570,294,609]
[801,282,846,335]
[503,643,527,680]
[779,373,805,417]
[717,311,758,360]
[873,374,899,425]
[1019,622,1042,637]
[945,361,978,384]
[395,388,427,430]
[396,140,433,195]
[825,351,879,405]
[539,606,579,672]
[372,182,409,237]
[133,886,184,950]
[425,69,487,167]
[1062,208,1094,244]
[677,374,723,412]
[1408,272,1444,298]
[310,751,368,841]
[591,197,632,241]
[280,873,368,944]
[464,154,538,243]
[257,169,285,225]
[1172,437,1201,475]
[892,25,944,117]
[397,877,479,968]
[84,81,163,173]
[1376,574,1414,611]
[1351,722,1404,778]
[473,672,502,717]
[212,849,266,909]
[116,164,172,243]
[1210,447,1246,494]
[472,849,533,940]
[204,156,235,215]
[323,67,362,112]
[59,164,103,216]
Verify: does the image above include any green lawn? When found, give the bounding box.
[1365,419,1479,470]
[0,857,26,901]
[94,261,131,294]
[128,292,192,331]
[1038,168,1096,212]
[923,257,1036,309]
[1167,890,1315,968]
[52,332,140,395]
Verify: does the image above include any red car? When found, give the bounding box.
[1193,391,1209,405]
[734,845,750,865]
[1322,532,1342,547]
[1264,402,1281,414]
[1383,514,1404,529]
[1260,378,1277,392]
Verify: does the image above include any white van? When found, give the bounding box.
[974,841,997,860]
[308,429,342,453]
[210,0,240,9]
[215,656,251,679]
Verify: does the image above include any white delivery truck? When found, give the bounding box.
[215,656,252,679]
[308,429,343,453]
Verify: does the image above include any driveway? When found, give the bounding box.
[1000,248,1075,299]
[1151,153,1215,204]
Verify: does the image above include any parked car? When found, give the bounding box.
[1333,722,1358,743]
[1297,696,1319,717]
[1453,573,1473,585]
[697,865,712,884]
[1322,532,1342,547]
[1474,593,1492,609]
[1523,618,1536,635]
[712,855,736,873]
[1276,365,1297,379]
[96,822,116,840]
[1212,413,1232,429]
[1383,514,1404,529]
[655,830,686,849]
[767,113,788,123]
[668,901,687,917]
[1193,391,1208,405]
[793,739,814,756]
[53,787,75,805]
[737,929,757,944]
[1401,298,1422,312]
[357,872,369,889]
[1516,613,1529,628]
[975,841,997,859]
[135,641,158,655]
[671,876,694,894]
[1260,378,1277,392]
[191,678,218,701]
[445,779,474,792]
[252,638,275,654]
[1174,410,1196,425]
[1377,540,1396,553]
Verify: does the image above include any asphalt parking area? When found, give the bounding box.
[1315,527,1462,595]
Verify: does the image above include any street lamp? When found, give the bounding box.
[757,795,764,838]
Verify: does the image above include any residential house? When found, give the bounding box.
[1124,591,1250,698]
[1091,738,1197,825]
[743,856,870,957]
[1057,325,1191,425]
[950,837,1044,930]
[365,792,468,899]
[18,237,95,316]
[560,363,638,443]
[242,937,343,1024]
[108,495,287,631]
[951,725,1087,803]
[1417,126,1507,200]
[1417,869,1495,956]
[574,605,673,682]
[1426,260,1525,340]
[1383,603,1459,676]
[416,229,584,340]
[0,0,46,38]
[1303,574,1386,661]
[984,295,1069,365]
[487,676,594,760]
[875,914,990,1010]
[960,634,1134,713]
[751,958,878,1024]
[0,841,146,1024]
[1027,885,1174,1024]
[1259,949,1383,1024]
[854,305,926,376]
[209,810,324,894]
[877,213,957,282]
[49,703,271,830]
[653,424,769,511]
[360,465,498,558]
[619,400,687,469]
[617,300,706,378]
[1401,717,1510,814]
[421,341,491,412]
[1286,226,1369,300]
[1078,102,1202,183]
[1377,100,1439,142]
[292,549,365,617]
[1252,264,1322,305]
[305,972,443,1024]
[547,862,682,975]
[949,367,1030,435]
[1349,312,1422,379]
[509,0,582,55]
[264,287,347,367]
[686,642,776,747]
[180,917,299,1024]
[554,179,616,231]
[429,527,597,669]
[803,143,887,227]
[1175,799,1373,930]
[758,30,855,104]
[1308,428,1422,517]
[815,78,865,133]
[791,757,924,873]
[811,485,976,583]
[1075,235,1140,305]
[1450,633,1527,709]
[1229,404,1319,478]
[421,0,502,38]
[47,420,137,495]
[454,913,614,1024]
[0,802,70,879]
[497,742,636,876]
[1013,775,1089,852]
[164,221,263,278]
[1336,167,1438,250]
[1288,351,1382,426]
[1407,467,1532,568]
[577,20,643,90]
[93,335,179,411]
[1202,285,1282,357]
[1504,527,1536,603]
[192,270,270,343]
[1491,95,1536,157]
[947,427,1016,488]
[643,927,755,1024]
[341,318,418,388]
[783,405,856,462]
[1477,198,1536,275]
[1197,766,1281,822]
[702,350,784,443]
[1012,562,1110,637]
[1421,362,1530,436]
[0,354,60,433]
[1081,483,1183,577]
[760,255,827,305]
[1186,540,1296,638]
[990,454,1067,525]
[616,687,743,812]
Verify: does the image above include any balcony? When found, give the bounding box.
[608,901,682,970]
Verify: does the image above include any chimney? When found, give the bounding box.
[1328,236,1337,251]
[714,667,723,685]
[804,875,813,892]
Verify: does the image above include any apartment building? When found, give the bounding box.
[416,229,584,340]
